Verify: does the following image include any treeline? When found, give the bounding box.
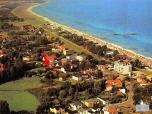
[59,32,117,58]
[0,50,35,83]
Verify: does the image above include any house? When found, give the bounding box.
[136,101,150,112]
[139,79,148,86]
[78,108,89,114]
[1,23,12,29]
[58,72,66,81]
[114,60,132,76]
[0,63,4,72]
[23,56,31,62]
[60,67,66,73]
[63,49,75,56]
[42,53,56,66]
[72,75,82,81]
[69,101,83,111]
[136,75,149,86]
[103,106,118,114]
[76,55,84,62]
[96,64,107,71]
[97,97,108,105]
[0,50,4,57]
[23,24,35,32]
[58,45,65,50]
[118,88,126,94]
[105,51,114,56]
[50,107,58,114]
[136,75,146,83]
[0,31,8,40]
[88,108,103,114]
[132,71,145,78]
[50,107,66,114]
[81,98,103,108]
[115,54,129,61]
[146,75,152,82]
[106,79,122,91]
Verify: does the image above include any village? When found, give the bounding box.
[0,0,152,114]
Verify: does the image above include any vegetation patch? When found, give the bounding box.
[0,77,41,111]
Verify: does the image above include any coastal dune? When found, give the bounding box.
[17,2,152,67]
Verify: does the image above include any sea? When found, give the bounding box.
[33,0,152,57]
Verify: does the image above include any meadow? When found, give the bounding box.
[0,77,42,111]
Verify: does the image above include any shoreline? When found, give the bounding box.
[28,3,152,67]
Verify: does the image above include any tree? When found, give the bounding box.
[0,100,10,114]
[59,90,66,100]
[68,87,74,95]
[133,93,142,104]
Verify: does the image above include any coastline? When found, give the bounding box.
[27,3,152,67]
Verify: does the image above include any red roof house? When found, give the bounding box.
[103,106,118,114]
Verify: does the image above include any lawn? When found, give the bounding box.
[137,68,152,75]
[0,77,42,111]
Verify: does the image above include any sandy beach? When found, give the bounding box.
[18,2,152,67]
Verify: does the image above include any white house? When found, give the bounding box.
[60,67,66,73]
[76,55,84,62]
[119,88,126,94]
[72,75,82,81]
[69,102,83,111]
[97,97,107,105]
[114,60,132,76]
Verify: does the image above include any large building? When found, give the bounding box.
[114,60,132,76]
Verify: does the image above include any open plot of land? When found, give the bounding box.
[0,77,42,111]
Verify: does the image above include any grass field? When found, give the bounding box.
[137,68,152,75]
[0,77,42,111]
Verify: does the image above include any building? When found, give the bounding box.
[72,75,82,81]
[81,97,107,108]
[114,60,132,76]
[146,75,152,82]
[63,49,75,56]
[23,24,35,32]
[106,79,122,91]
[69,101,83,111]
[132,71,145,78]
[42,53,56,66]
[76,55,84,62]
[0,50,4,57]
[0,63,4,72]
[103,106,118,114]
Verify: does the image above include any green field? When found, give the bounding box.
[0,77,41,111]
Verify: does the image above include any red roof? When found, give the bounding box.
[46,54,56,61]
[106,79,122,87]
[58,45,65,50]
[42,49,56,65]
[106,106,117,113]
